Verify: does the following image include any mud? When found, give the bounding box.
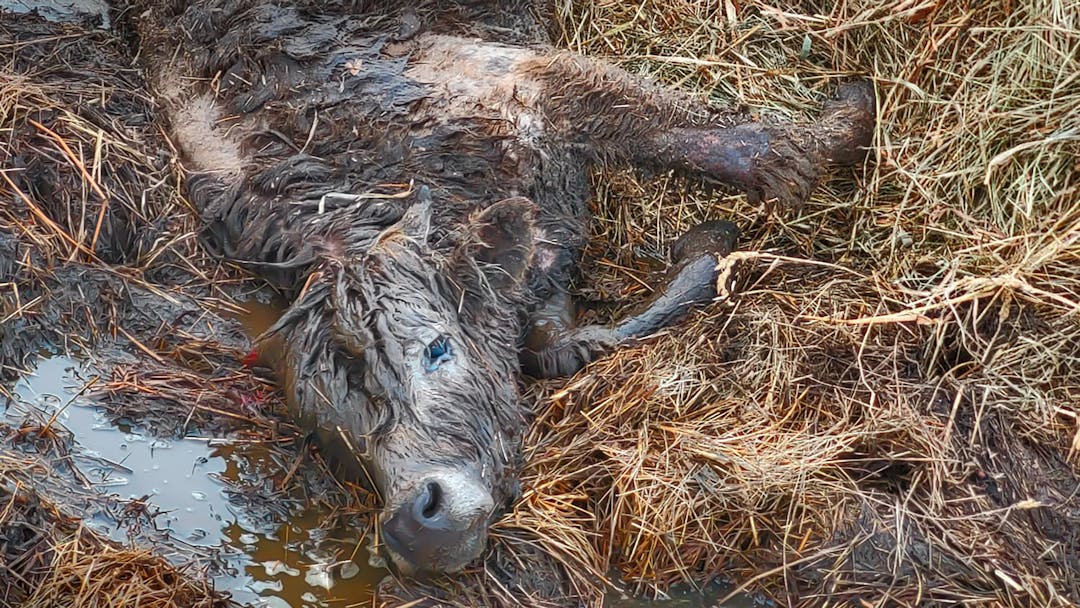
[605,580,763,608]
[4,354,386,607]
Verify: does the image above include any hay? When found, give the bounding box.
[478,0,1080,605]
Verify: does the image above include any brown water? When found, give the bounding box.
[4,354,386,608]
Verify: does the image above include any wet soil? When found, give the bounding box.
[605,580,763,608]
[4,354,385,607]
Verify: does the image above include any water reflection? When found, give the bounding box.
[4,355,384,607]
[0,0,110,27]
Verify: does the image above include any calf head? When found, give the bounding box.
[265,188,538,574]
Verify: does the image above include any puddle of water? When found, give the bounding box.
[3,355,385,607]
[230,298,291,376]
[0,0,110,27]
[234,299,288,338]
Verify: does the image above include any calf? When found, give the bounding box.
[131,0,875,575]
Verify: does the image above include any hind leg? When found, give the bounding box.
[643,82,877,206]
[520,221,739,379]
[525,52,876,206]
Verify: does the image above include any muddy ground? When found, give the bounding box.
[0,10,384,607]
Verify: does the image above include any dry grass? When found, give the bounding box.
[478,0,1080,605]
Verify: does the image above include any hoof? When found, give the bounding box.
[818,79,877,166]
[670,220,739,266]
[520,325,620,379]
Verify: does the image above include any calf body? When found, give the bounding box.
[132,0,875,575]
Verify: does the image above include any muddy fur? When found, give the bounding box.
[125,0,874,573]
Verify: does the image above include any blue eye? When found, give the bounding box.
[424,335,453,372]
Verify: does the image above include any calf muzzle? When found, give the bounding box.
[380,469,495,574]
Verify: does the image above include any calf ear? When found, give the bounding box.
[457,197,538,294]
[329,266,373,358]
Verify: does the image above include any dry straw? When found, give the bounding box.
[441,0,1080,605]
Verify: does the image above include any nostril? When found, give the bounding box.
[382,473,496,572]
[415,481,443,523]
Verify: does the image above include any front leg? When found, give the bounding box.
[519,290,610,379]
[520,221,738,379]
